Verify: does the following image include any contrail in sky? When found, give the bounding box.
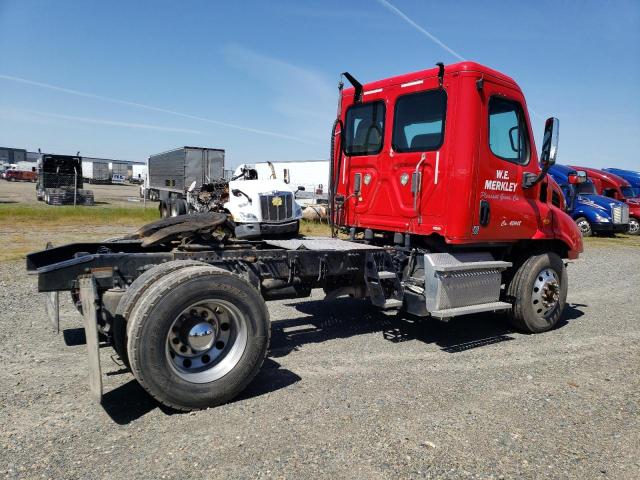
[375,1,547,120]
[376,0,465,61]
[21,109,205,134]
[0,74,316,144]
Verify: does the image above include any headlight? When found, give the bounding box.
[594,214,610,222]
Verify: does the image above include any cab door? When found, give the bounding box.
[473,83,542,240]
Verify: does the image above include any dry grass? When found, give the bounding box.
[300,220,331,236]
[583,233,640,248]
[0,203,158,262]
[0,203,157,227]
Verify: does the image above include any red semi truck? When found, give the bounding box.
[569,166,640,235]
[27,61,582,411]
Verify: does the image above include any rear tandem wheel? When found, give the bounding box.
[125,265,270,410]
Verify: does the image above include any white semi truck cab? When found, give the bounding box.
[226,178,303,238]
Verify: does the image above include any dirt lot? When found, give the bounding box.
[0,235,639,478]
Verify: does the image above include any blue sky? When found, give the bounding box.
[1,0,639,170]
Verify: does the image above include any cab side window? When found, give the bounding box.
[392,89,446,152]
[343,102,385,156]
[488,97,530,165]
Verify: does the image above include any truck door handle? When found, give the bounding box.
[479,200,490,226]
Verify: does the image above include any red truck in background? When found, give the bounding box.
[570,166,640,235]
[27,61,584,411]
[3,166,37,182]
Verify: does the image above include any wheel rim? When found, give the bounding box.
[531,268,560,320]
[577,219,590,235]
[166,299,248,383]
[629,218,639,235]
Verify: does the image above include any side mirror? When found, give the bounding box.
[568,170,587,184]
[540,117,559,167]
[232,188,252,203]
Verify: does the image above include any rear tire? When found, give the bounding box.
[126,265,270,410]
[159,201,169,218]
[506,252,567,333]
[170,199,187,217]
[575,216,592,237]
[112,260,209,367]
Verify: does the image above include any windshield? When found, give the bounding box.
[576,180,597,195]
[621,186,636,198]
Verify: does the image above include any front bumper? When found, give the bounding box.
[235,220,299,239]
[591,222,629,234]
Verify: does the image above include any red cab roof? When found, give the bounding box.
[342,61,519,96]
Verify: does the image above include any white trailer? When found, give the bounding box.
[82,158,111,184]
[131,164,147,184]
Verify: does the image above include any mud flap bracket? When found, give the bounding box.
[45,291,60,333]
[78,275,103,403]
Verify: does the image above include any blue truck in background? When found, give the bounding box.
[548,165,629,237]
[602,168,640,198]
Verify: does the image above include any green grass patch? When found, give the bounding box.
[0,203,158,226]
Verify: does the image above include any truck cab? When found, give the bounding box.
[36,154,94,205]
[603,168,640,198]
[548,165,629,236]
[227,165,303,238]
[332,61,581,256]
[571,166,640,235]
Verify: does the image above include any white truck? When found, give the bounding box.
[234,160,329,206]
[148,147,303,238]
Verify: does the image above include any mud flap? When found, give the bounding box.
[44,292,60,333]
[78,276,103,403]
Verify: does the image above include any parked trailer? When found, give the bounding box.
[0,147,27,168]
[131,163,147,184]
[110,161,129,183]
[147,146,225,208]
[27,62,583,411]
[82,159,111,184]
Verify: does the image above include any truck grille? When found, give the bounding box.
[260,192,294,222]
[612,204,629,224]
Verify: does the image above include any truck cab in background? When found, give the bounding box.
[226,165,303,238]
[36,154,94,205]
[548,165,629,236]
[571,166,640,235]
[603,168,640,198]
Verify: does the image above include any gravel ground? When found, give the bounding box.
[0,246,639,479]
